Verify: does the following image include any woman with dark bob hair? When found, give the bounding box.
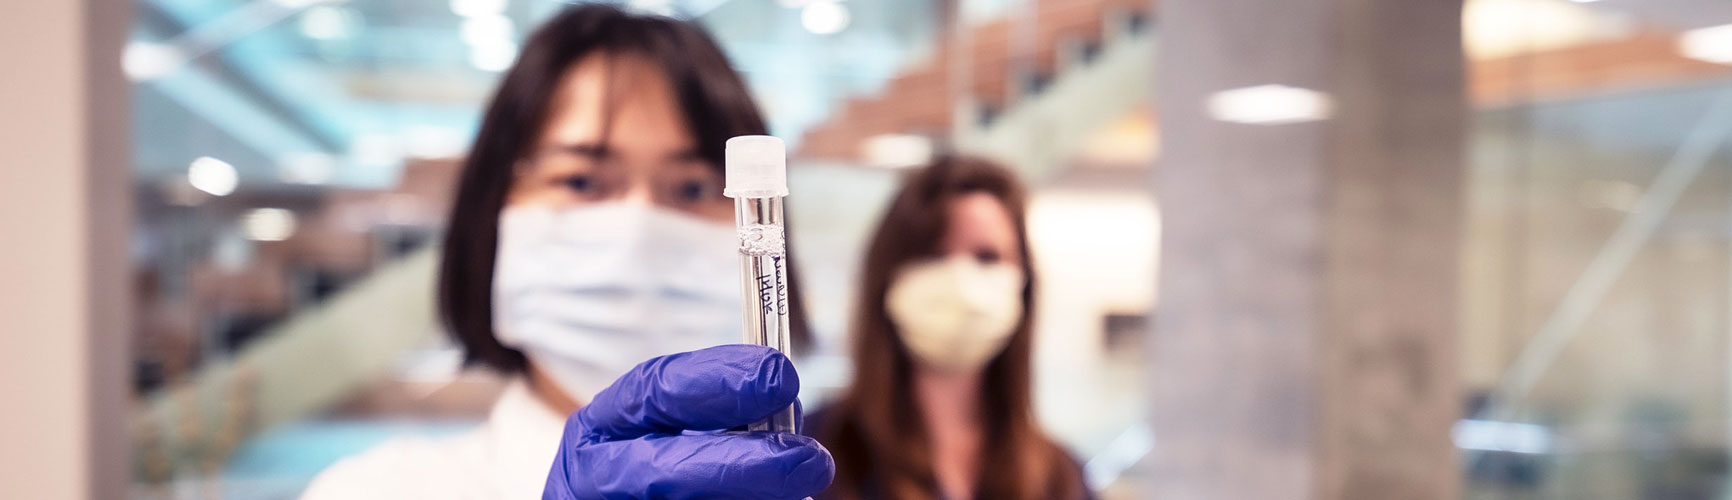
[302,4,831,499]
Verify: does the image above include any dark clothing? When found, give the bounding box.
[802,405,1096,500]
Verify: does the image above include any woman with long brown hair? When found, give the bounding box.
[811,156,1092,500]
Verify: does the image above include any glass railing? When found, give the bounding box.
[1462,77,1732,499]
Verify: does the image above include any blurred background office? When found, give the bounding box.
[6,0,1732,498]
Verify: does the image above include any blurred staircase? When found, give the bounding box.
[133,159,464,483]
[797,0,1154,178]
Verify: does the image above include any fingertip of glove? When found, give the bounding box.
[758,349,800,409]
[694,344,800,411]
[773,434,836,495]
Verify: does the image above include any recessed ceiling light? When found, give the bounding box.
[862,134,933,168]
[122,42,183,81]
[1681,23,1732,65]
[243,208,298,242]
[188,156,238,196]
[1206,84,1334,125]
[801,2,850,35]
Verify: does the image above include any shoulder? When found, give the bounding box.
[802,403,870,459]
[1040,438,1096,500]
[298,434,483,500]
[1049,440,1086,472]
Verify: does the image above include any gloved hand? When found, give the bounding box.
[542,344,834,500]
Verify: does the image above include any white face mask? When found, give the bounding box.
[492,202,741,402]
[885,256,1025,373]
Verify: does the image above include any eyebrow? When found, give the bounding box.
[553,142,610,159]
[548,142,703,165]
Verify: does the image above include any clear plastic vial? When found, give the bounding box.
[724,135,798,434]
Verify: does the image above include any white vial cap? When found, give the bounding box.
[724,135,788,198]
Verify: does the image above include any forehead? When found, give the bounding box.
[945,192,1019,244]
[539,52,694,152]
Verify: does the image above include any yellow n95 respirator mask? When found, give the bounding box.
[885,256,1025,373]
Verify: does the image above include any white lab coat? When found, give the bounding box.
[300,379,569,499]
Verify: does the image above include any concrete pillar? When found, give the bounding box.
[1147,0,1465,498]
[0,1,131,498]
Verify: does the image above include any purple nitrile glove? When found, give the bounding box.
[542,344,834,500]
